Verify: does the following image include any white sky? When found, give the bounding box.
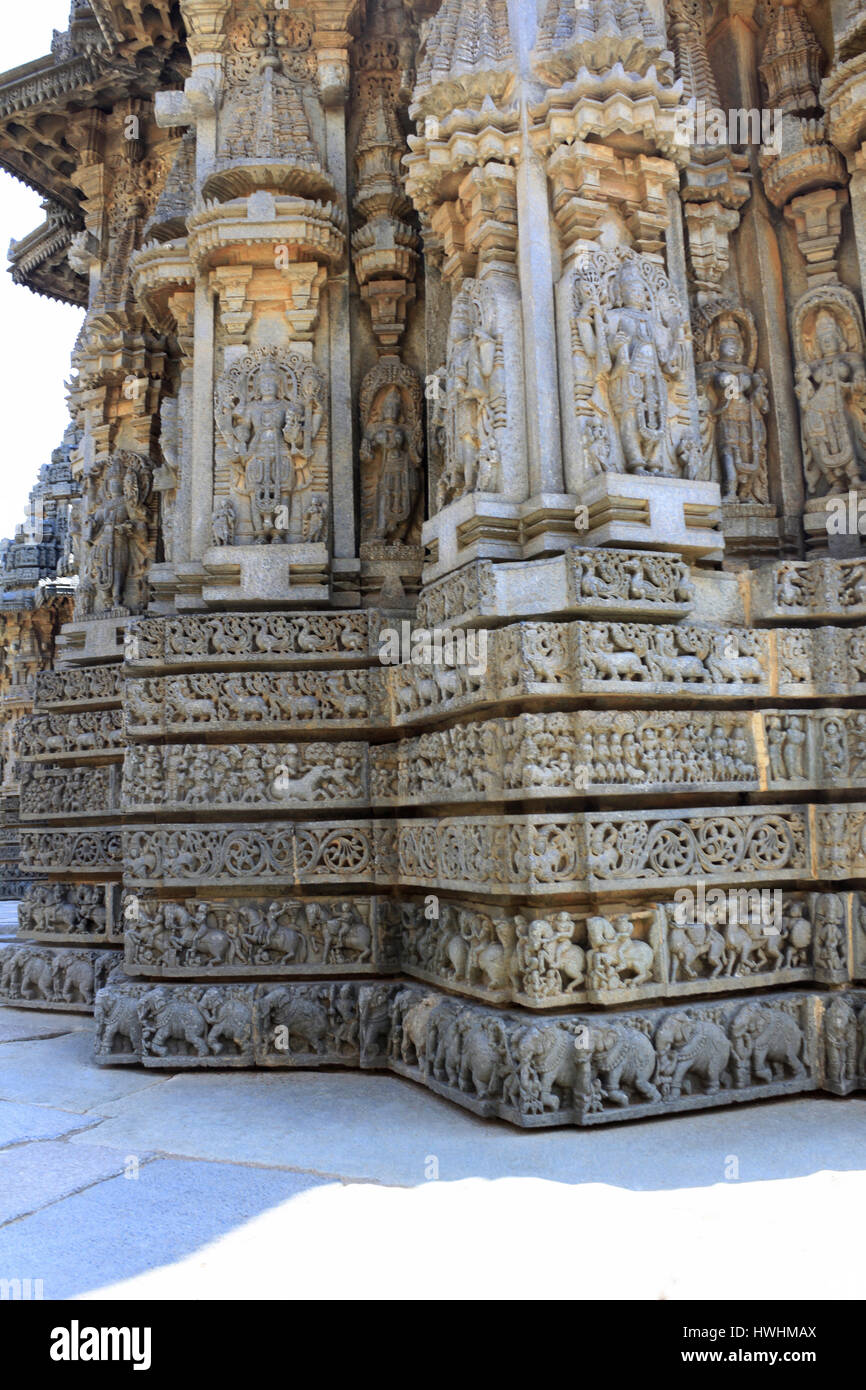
[0,2,87,540]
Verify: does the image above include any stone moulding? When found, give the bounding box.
[125,669,381,736]
[105,805,845,898]
[34,664,123,710]
[0,944,121,1012]
[370,708,866,804]
[90,978,866,1130]
[121,741,370,814]
[116,620,866,743]
[8,0,866,1138]
[124,611,376,669]
[12,703,848,823]
[415,548,695,629]
[20,828,122,875]
[118,888,856,1005]
[122,822,382,889]
[395,807,812,896]
[19,764,120,822]
[17,882,121,945]
[122,895,398,978]
[15,710,125,762]
[754,557,866,623]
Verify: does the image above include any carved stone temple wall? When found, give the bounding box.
[4,0,866,1123]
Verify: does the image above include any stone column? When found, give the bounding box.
[507,0,564,496]
[708,3,806,548]
[515,142,565,496]
[316,34,358,577]
[189,276,215,562]
[666,184,702,455]
[167,292,195,570]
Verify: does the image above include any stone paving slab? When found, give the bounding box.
[69,1063,866,1188]
[0,1140,138,1224]
[0,1030,169,1112]
[0,1158,328,1301]
[0,1008,91,1044]
[0,1100,102,1148]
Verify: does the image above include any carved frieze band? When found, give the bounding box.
[125,611,377,670]
[16,709,125,761]
[120,624,866,740]
[20,704,862,820]
[92,978,866,1130]
[18,804,866,896]
[0,943,121,1012]
[122,895,398,977]
[34,664,123,711]
[117,888,858,1004]
[20,828,122,874]
[17,882,121,943]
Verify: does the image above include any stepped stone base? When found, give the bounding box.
[92,978,863,1128]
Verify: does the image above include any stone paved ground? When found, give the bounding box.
[0,999,865,1300]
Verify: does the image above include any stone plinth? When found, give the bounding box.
[575,475,724,561]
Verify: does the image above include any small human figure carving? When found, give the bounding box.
[701,314,769,504]
[360,388,422,543]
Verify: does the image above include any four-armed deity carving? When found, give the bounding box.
[695,306,770,505]
[572,248,689,480]
[214,347,327,546]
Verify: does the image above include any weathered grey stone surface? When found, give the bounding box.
[1,0,866,1136]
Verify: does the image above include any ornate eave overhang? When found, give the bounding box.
[0,7,187,212]
[8,205,88,306]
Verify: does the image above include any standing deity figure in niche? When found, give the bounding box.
[435,279,506,509]
[573,248,687,477]
[215,347,326,544]
[794,290,866,497]
[80,453,152,614]
[697,310,770,504]
[360,382,423,544]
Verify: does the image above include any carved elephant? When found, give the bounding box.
[654,1015,731,1098]
[457,1016,508,1101]
[729,1005,806,1087]
[200,989,251,1056]
[399,993,438,1067]
[53,952,94,1004]
[260,988,329,1056]
[139,987,209,1057]
[505,1023,583,1115]
[0,947,29,994]
[359,986,394,1061]
[587,1024,660,1107]
[427,1002,469,1086]
[19,952,55,1001]
[96,991,143,1057]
